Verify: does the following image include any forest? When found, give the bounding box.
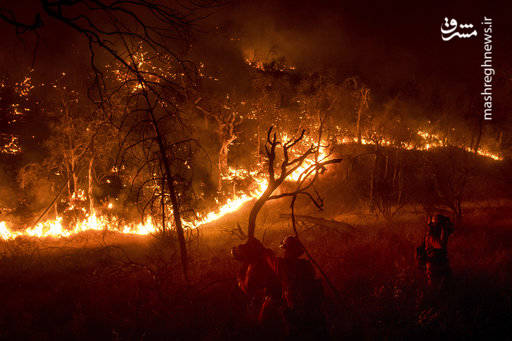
[0,0,511,339]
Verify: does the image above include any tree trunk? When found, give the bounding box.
[356,107,362,145]
[88,156,94,214]
[256,122,261,163]
[161,175,166,234]
[147,108,189,282]
[247,185,276,239]
[356,88,368,145]
[73,172,78,197]
[218,143,229,191]
[66,166,72,199]
[137,75,189,281]
[70,154,78,198]
[161,154,188,281]
[220,145,228,173]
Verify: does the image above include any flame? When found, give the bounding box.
[280,134,331,182]
[0,187,274,240]
[184,178,268,229]
[244,58,296,72]
[1,135,22,155]
[416,130,502,160]
[0,215,158,240]
[0,131,326,240]
[334,130,502,161]
[0,128,503,240]
[0,173,270,240]
[0,222,12,240]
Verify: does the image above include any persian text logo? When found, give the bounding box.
[441,17,477,41]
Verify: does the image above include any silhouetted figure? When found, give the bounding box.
[422,214,454,291]
[231,238,283,333]
[262,236,327,340]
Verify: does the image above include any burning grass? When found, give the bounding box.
[0,201,510,339]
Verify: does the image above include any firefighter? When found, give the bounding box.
[262,236,328,340]
[423,214,454,291]
[231,238,283,332]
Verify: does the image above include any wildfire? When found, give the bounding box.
[1,135,22,155]
[184,179,268,229]
[0,181,272,240]
[0,128,503,241]
[244,58,296,72]
[0,131,329,240]
[416,130,502,161]
[0,215,158,240]
[280,134,331,182]
[336,130,503,161]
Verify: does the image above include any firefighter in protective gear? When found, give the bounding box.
[423,214,454,290]
[262,236,328,339]
[231,238,282,330]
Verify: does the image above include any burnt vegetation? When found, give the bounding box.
[0,0,511,339]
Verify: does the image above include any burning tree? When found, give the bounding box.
[102,45,200,280]
[14,68,117,227]
[194,93,245,192]
[247,126,342,238]
[0,0,217,280]
[342,76,370,144]
[0,74,29,156]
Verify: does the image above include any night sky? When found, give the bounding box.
[223,0,511,119]
[1,0,511,122]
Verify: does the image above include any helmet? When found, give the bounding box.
[428,214,450,225]
[431,214,453,226]
[429,214,454,236]
[231,237,264,262]
[280,236,305,258]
